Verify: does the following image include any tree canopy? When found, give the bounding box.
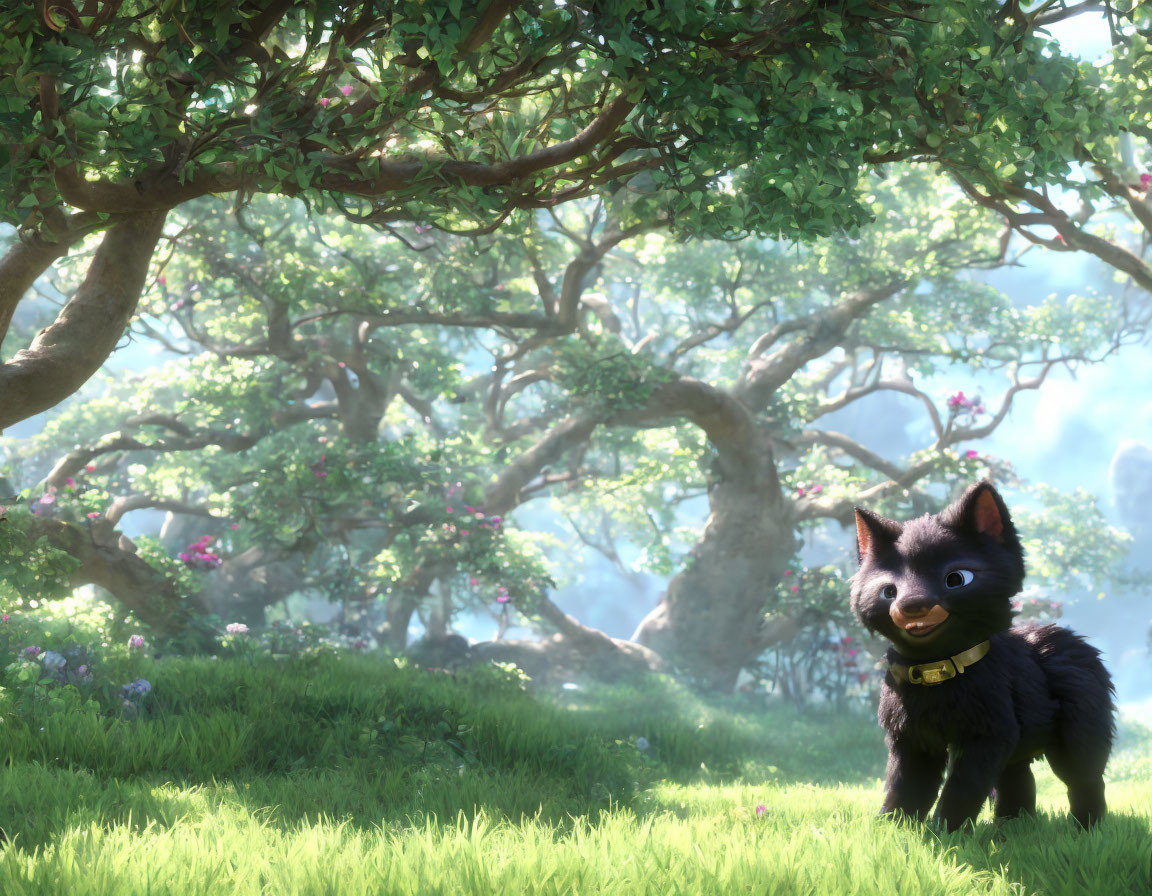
[0,0,1141,429]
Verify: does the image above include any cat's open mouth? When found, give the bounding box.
[903,619,945,637]
[890,604,950,638]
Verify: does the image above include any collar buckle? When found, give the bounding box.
[907,659,957,685]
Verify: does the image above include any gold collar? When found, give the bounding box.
[887,640,991,686]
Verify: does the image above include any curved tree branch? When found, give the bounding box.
[0,211,167,432]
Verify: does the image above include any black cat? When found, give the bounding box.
[851,480,1114,831]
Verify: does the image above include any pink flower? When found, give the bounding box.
[947,391,971,410]
[809,484,823,494]
[1,614,8,622]
[447,507,454,513]
[795,486,806,497]
[128,635,145,650]
[157,274,167,286]
[65,477,74,487]
[225,622,249,635]
[966,449,979,459]
[85,464,95,472]
[1141,173,1152,191]
[87,512,101,519]
[340,84,353,96]
[319,97,330,107]
[179,552,190,562]
[230,523,239,530]
[783,569,792,577]
[39,492,56,505]
[790,585,799,594]
[470,577,478,586]
[755,805,766,817]
[460,530,469,536]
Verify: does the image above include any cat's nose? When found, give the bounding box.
[892,597,934,618]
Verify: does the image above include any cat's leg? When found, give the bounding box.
[1046,747,1107,828]
[992,761,1036,819]
[934,738,1013,832]
[881,737,947,821]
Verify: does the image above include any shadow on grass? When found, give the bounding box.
[928,811,1152,896]
[552,673,887,787]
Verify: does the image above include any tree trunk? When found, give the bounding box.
[632,436,797,691]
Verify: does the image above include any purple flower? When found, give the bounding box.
[122,678,151,698]
[755,804,767,817]
[128,634,146,650]
[77,664,91,678]
[1142,173,1152,191]
[23,645,42,659]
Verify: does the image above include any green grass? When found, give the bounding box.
[1,653,1150,895]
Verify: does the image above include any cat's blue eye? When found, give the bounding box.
[881,584,897,600]
[945,570,974,588]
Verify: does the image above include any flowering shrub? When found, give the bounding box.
[179,535,223,570]
[740,563,878,705]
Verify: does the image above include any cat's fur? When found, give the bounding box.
[850,481,1114,831]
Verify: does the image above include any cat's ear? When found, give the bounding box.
[854,508,902,564]
[943,480,1016,543]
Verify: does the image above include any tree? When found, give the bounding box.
[8,165,1142,688]
[0,0,1135,431]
